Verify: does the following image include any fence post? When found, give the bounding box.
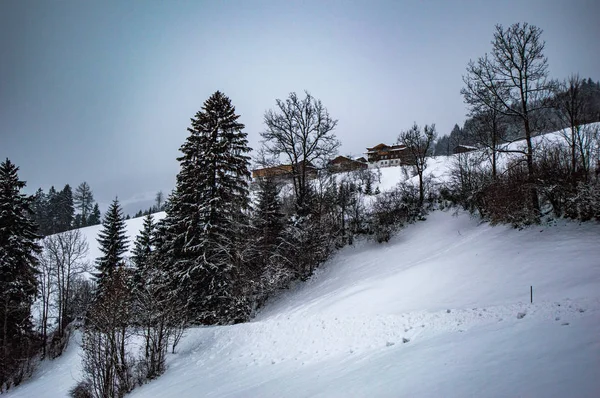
[530,285,533,304]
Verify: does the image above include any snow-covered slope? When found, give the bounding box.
[7,209,600,397]
[77,211,166,261]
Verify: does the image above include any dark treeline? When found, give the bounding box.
[435,78,600,157]
[31,182,102,236]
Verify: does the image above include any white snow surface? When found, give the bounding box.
[6,130,600,397]
[6,208,600,397]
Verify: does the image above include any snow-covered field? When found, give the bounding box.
[6,207,600,397]
[5,131,600,397]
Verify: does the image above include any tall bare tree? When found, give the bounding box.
[40,229,90,338]
[461,61,509,179]
[74,182,94,226]
[81,264,133,398]
[36,248,55,358]
[261,91,340,214]
[398,123,437,206]
[553,74,595,179]
[462,23,556,214]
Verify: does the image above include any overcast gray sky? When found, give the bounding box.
[1,0,599,212]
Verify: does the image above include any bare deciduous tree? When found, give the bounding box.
[461,61,509,179]
[36,250,55,358]
[80,264,134,398]
[41,229,90,338]
[398,123,437,206]
[553,74,596,179]
[154,191,164,211]
[261,91,340,214]
[462,23,556,214]
[74,182,94,225]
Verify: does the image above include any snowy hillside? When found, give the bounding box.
[6,207,600,397]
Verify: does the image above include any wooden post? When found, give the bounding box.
[530,285,533,304]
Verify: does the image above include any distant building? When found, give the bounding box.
[252,161,318,180]
[328,156,368,173]
[365,143,413,168]
[453,145,478,154]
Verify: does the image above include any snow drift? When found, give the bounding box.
[6,207,600,397]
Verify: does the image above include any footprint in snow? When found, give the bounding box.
[517,312,526,319]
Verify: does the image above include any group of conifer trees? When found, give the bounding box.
[31,182,101,236]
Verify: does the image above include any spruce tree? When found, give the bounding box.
[94,198,128,297]
[0,159,41,385]
[253,178,284,252]
[31,188,50,236]
[88,203,101,226]
[131,214,155,290]
[73,214,83,229]
[54,184,74,232]
[161,91,252,324]
[47,186,59,233]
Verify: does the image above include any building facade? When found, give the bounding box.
[365,143,413,168]
[327,156,368,173]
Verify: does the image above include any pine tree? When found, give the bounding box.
[94,198,128,297]
[31,188,50,236]
[253,178,284,252]
[73,214,83,229]
[0,159,41,386]
[160,91,252,324]
[131,214,155,290]
[88,203,101,226]
[131,214,154,268]
[74,182,94,227]
[247,177,287,302]
[47,186,58,233]
[54,184,74,232]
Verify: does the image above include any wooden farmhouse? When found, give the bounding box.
[365,143,414,168]
[327,156,368,173]
[252,161,318,181]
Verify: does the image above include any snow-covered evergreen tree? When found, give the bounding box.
[31,187,50,235]
[253,177,285,253]
[159,91,252,324]
[56,184,75,232]
[94,198,128,297]
[0,158,41,386]
[88,203,101,226]
[131,213,155,289]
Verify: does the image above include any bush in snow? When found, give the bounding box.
[368,183,421,243]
